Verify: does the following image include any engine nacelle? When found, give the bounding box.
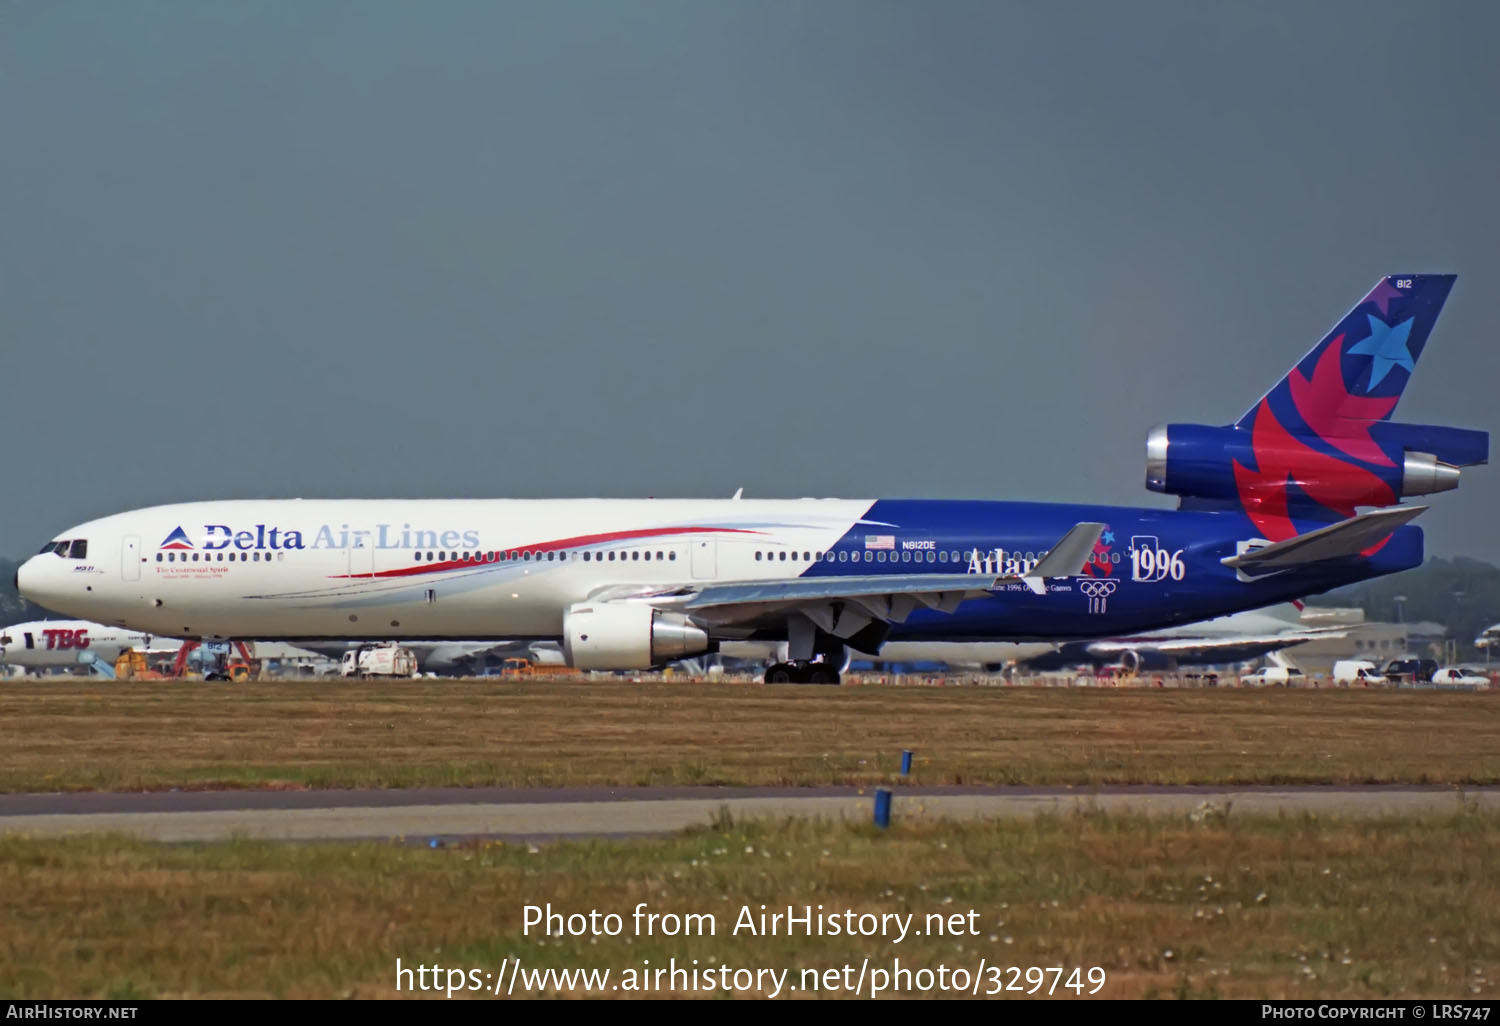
[1095,647,1174,673]
[1145,422,1473,507]
[563,602,711,670]
[1399,451,1460,496]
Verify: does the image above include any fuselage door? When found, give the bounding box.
[347,533,373,578]
[122,535,140,581]
[691,539,717,579]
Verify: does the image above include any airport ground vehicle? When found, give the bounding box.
[1431,667,1490,686]
[114,648,168,680]
[492,657,581,679]
[1240,666,1306,687]
[1332,659,1388,686]
[1382,658,1439,684]
[340,644,418,678]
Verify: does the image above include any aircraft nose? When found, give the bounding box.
[16,555,57,609]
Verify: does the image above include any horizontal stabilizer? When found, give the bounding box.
[1221,505,1426,573]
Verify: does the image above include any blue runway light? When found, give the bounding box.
[901,749,913,775]
[874,788,892,828]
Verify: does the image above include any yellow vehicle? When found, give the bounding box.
[114,648,166,680]
[499,657,533,678]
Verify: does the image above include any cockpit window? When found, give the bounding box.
[40,539,89,558]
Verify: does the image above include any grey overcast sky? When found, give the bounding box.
[2,1,1497,562]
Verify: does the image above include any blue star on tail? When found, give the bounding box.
[1346,315,1414,391]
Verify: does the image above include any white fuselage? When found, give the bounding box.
[17,498,875,641]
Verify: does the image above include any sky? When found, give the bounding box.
[2,1,1497,562]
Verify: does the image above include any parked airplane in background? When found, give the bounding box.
[0,619,180,674]
[17,275,1487,683]
[726,605,1342,673]
[952,605,1344,673]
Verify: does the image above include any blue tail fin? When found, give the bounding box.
[1149,273,1485,541]
[1234,274,1455,435]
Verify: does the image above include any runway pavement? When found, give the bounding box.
[0,784,1494,843]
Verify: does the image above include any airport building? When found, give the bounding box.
[1286,616,1450,675]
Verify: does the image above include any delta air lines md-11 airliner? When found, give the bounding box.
[18,276,1487,683]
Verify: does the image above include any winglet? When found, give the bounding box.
[1023,522,1107,595]
[1221,505,1426,573]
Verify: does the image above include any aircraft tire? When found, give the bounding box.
[765,664,794,684]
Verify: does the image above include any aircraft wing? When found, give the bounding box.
[1081,629,1345,657]
[683,573,998,611]
[619,523,1104,645]
[1221,506,1426,573]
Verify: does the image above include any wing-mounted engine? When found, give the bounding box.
[563,602,712,670]
[1145,422,1487,510]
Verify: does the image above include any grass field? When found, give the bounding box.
[0,810,1493,999]
[0,679,1496,792]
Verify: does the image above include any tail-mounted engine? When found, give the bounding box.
[1145,421,1487,510]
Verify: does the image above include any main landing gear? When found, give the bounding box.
[764,661,841,685]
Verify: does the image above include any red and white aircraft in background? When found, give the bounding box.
[0,619,180,674]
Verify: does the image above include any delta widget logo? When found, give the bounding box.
[159,527,194,551]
